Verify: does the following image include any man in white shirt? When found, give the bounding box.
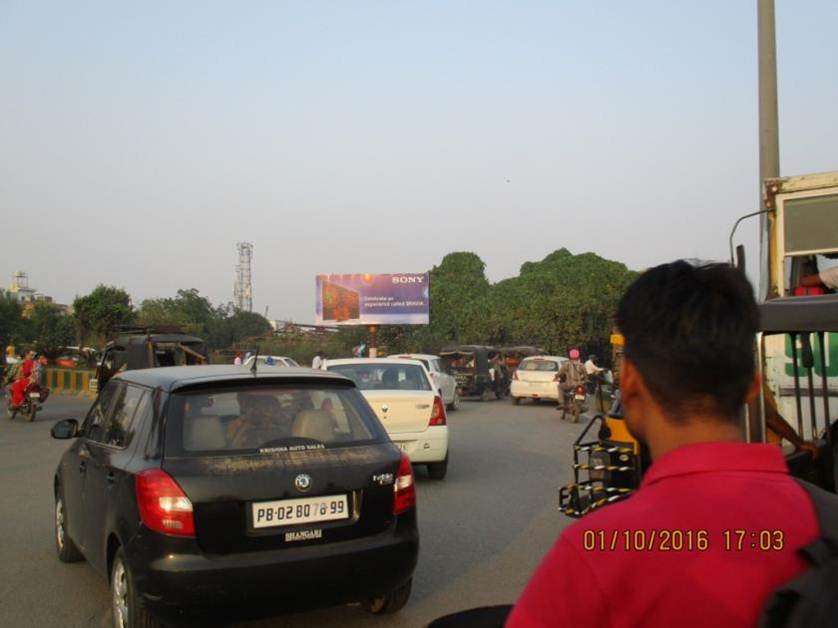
[584,355,604,377]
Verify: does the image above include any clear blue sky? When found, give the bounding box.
[1,1,836,321]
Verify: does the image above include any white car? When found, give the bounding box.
[326,358,449,480]
[242,355,300,368]
[391,353,460,410]
[510,356,568,404]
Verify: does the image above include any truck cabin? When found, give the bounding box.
[763,172,838,298]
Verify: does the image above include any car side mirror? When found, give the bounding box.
[51,419,79,440]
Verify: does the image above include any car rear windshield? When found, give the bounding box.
[164,385,385,456]
[328,364,431,391]
[519,359,559,372]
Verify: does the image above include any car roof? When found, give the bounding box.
[326,358,427,368]
[521,355,566,362]
[112,365,352,393]
[391,353,438,361]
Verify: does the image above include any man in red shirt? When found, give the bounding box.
[508,261,820,628]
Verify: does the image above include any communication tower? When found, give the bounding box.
[233,242,254,312]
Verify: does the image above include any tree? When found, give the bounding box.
[0,295,24,356]
[24,302,75,356]
[229,310,272,341]
[73,285,135,344]
[137,289,215,337]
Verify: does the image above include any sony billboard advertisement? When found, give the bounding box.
[315,273,430,325]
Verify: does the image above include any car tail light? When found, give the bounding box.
[393,452,416,514]
[429,395,447,426]
[135,469,195,537]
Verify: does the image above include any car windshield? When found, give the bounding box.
[519,359,559,372]
[328,363,431,391]
[165,385,384,455]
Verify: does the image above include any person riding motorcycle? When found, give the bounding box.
[556,348,587,411]
[9,350,36,409]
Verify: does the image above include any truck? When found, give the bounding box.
[559,170,838,517]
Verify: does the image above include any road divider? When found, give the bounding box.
[46,368,95,399]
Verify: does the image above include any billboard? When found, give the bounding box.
[315,273,430,325]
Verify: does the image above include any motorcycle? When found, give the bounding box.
[560,384,587,423]
[6,380,49,422]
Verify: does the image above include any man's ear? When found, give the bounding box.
[621,358,640,402]
[744,373,762,404]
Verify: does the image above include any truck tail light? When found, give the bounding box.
[429,395,447,426]
[135,469,195,537]
[393,453,416,514]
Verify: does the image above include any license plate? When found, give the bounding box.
[574,394,585,401]
[251,495,349,529]
[29,393,41,399]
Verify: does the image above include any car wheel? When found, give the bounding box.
[427,455,448,480]
[111,548,160,628]
[55,493,84,563]
[447,393,460,411]
[362,578,412,615]
[512,396,520,405]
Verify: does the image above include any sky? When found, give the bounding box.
[1,1,836,323]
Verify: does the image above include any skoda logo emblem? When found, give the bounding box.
[294,474,312,493]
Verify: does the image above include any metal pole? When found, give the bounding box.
[758,0,780,300]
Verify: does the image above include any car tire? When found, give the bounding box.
[111,548,160,628]
[55,493,84,563]
[362,578,412,615]
[427,455,448,480]
[447,393,460,412]
[512,396,520,405]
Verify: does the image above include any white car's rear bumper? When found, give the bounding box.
[511,380,559,401]
[390,425,448,463]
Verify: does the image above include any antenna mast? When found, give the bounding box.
[233,242,254,312]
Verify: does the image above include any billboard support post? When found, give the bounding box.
[368,325,378,358]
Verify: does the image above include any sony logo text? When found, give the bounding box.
[391,275,425,284]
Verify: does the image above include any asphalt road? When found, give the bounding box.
[0,393,585,628]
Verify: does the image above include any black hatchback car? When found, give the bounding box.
[51,366,419,627]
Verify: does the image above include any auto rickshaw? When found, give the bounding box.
[91,327,208,393]
[559,296,838,518]
[440,345,508,401]
[498,346,545,372]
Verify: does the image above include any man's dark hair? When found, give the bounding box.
[616,261,758,421]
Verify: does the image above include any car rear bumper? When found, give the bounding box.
[125,513,418,619]
[390,426,448,463]
[511,380,559,400]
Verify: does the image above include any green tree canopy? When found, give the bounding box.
[23,303,75,356]
[73,285,135,343]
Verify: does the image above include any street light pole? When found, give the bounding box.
[758,0,780,300]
